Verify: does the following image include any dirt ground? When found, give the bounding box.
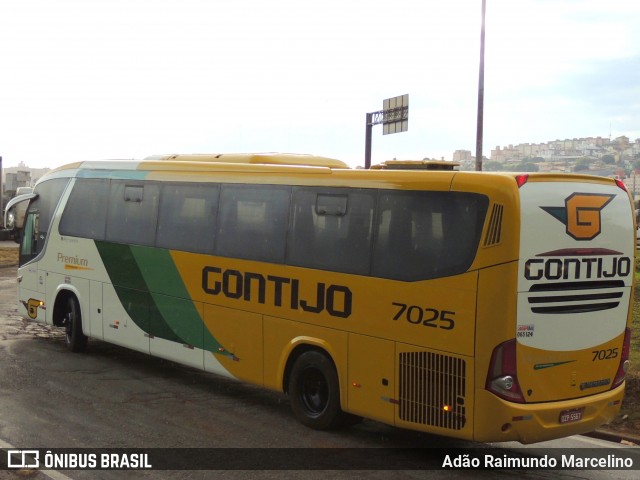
[607,375,640,437]
[0,247,17,267]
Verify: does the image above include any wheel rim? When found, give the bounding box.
[300,367,329,417]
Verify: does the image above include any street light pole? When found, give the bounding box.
[475,0,487,172]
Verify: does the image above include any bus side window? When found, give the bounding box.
[106,181,160,246]
[59,178,109,240]
[286,187,374,275]
[216,184,291,263]
[373,195,415,279]
[372,191,488,281]
[156,183,220,254]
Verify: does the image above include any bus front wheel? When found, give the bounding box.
[64,296,87,353]
[288,350,345,430]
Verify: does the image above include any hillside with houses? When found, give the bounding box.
[453,135,640,196]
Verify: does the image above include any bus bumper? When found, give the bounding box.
[473,383,625,444]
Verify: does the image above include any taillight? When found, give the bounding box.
[486,339,525,403]
[615,178,628,192]
[612,328,632,389]
[515,174,529,188]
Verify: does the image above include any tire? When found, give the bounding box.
[64,296,87,353]
[288,350,346,430]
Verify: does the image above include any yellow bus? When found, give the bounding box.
[12,153,635,444]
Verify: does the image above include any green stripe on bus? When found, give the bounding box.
[95,241,229,355]
[130,246,226,352]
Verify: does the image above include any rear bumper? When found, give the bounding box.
[473,383,625,444]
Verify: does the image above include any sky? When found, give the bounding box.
[1,0,639,170]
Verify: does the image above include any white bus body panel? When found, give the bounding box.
[102,284,150,354]
[517,181,633,351]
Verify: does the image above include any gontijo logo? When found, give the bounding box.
[541,193,615,241]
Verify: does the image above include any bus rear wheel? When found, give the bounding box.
[288,350,346,430]
[64,296,87,353]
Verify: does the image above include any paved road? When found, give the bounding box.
[0,265,637,479]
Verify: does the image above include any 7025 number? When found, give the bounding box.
[591,348,618,361]
[392,302,455,330]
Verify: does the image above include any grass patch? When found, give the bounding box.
[631,258,640,372]
[607,258,640,434]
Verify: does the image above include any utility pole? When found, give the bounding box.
[475,0,487,171]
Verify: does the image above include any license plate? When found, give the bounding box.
[559,408,584,424]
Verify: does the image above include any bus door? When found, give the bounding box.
[16,179,70,325]
[18,201,47,323]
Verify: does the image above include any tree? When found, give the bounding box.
[483,161,504,172]
[519,162,539,172]
[602,154,615,165]
[574,158,591,171]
